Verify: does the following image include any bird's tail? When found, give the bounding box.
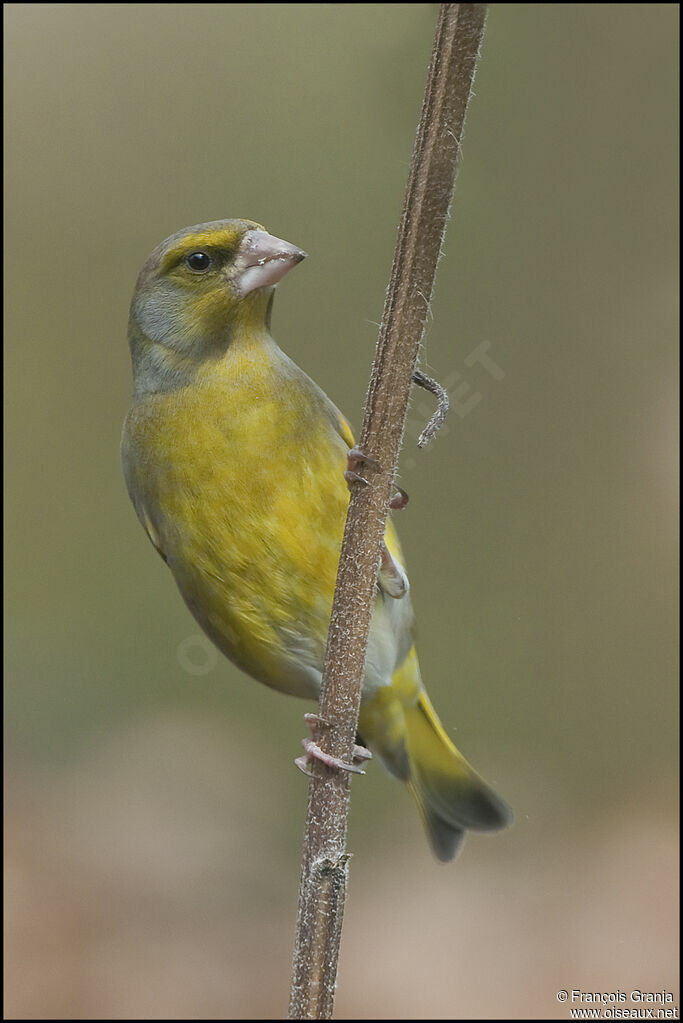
[358,647,512,861]
[403,689,513,861]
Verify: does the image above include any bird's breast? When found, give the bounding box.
[123,367,350,695]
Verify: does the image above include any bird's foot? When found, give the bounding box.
[303,712,329,731]
[294,714,372,776]
[344,446,381,488]
[389,486,409,510]
[345,448,409,510]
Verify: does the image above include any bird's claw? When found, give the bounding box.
[344,446,381,490]
[345,449,409,511]
[389,486,409,510]
[303,712,330,731]
[295,713,372,776]
[295,738,370,775]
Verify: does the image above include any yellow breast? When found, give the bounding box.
[123,343,352,696]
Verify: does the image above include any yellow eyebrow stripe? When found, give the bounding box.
[161,228,244,272]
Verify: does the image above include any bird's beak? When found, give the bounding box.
[234,229,307,296]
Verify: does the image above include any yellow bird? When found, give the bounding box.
[122,219,512,860]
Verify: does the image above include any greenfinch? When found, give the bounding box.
[122,219,512,860]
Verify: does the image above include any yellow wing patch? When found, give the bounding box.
[337,416,355,450]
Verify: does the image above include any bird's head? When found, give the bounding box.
[128,219,307,393]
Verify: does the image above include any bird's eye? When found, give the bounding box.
[186,251,212,273]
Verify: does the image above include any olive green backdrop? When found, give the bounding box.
[5,4,678,1019]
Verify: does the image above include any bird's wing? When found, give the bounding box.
[322,391,412,602]
[332,409,356,450]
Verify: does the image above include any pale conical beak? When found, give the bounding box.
[234,229,307,296]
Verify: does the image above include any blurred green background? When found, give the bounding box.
[4,4,678,1019]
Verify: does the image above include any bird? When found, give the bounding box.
[121,218,512,861]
